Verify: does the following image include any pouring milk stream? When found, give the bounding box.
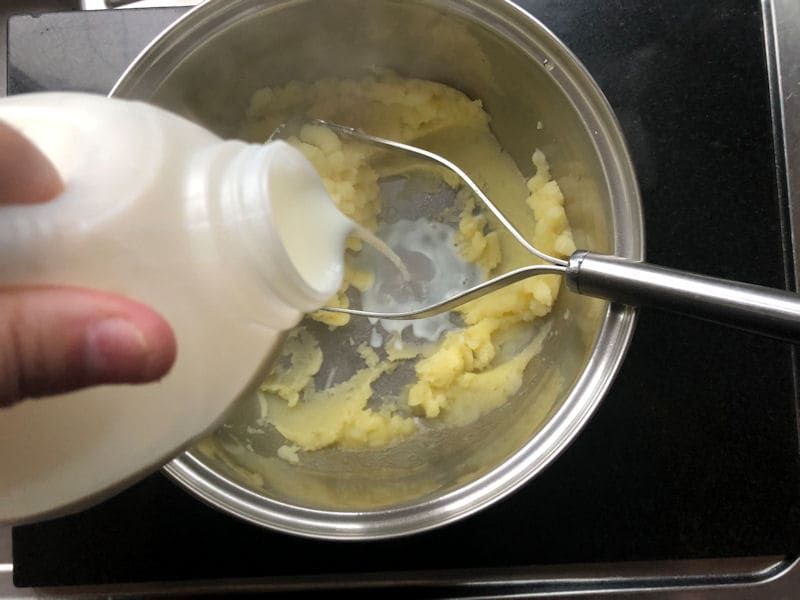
[0,93,388,523]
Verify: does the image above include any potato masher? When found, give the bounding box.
[283,119,800,344]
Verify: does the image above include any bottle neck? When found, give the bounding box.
[207,140,351,324]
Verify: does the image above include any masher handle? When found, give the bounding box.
[566,251,800,343]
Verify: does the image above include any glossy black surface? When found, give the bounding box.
[11,1,800,587]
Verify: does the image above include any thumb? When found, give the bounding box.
[0,121,63,205]
[0,287,176,407]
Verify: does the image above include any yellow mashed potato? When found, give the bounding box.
[241,73,575,460]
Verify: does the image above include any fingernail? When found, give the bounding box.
[84,318,150,382]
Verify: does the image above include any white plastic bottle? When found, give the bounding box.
[0,93,354,524]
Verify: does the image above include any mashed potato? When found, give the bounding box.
[241,73,575,460]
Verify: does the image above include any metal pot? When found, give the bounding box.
[112,0,643,539]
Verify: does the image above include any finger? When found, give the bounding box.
[0,121,64,205]
[0,286,176,407]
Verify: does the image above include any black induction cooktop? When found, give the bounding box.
[8,0,800,588]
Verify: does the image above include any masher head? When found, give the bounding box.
[270,118,566,320]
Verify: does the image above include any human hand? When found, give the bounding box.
[0,122,176,407]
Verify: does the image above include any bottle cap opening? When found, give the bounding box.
[265,142,353,303]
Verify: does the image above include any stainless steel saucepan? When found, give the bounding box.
[113,0,646,539]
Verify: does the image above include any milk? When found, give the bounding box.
[0,93,354,524]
